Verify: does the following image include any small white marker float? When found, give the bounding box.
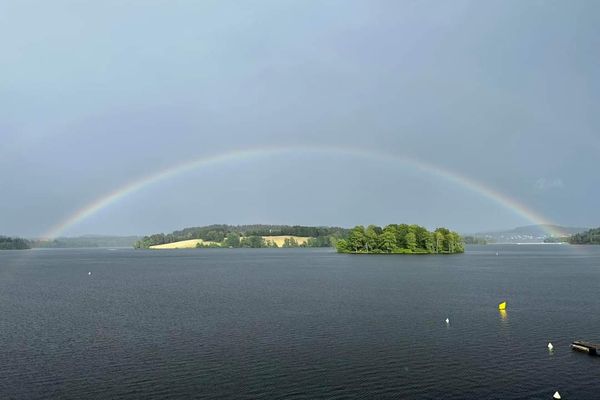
[553,390,561,399]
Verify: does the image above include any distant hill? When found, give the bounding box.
[134,224,349,249]
[468,225,589,244]
[32,235,142,248]
[147,236,312,249]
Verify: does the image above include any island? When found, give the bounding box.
[335,225,464,254]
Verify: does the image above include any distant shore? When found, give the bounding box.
[148,236,312,249]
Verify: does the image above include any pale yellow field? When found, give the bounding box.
[262,236,311,247]
[149,239,217,249]
[149,235,312,249]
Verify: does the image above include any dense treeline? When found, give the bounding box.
[134,225,349,249]
[462,236,488,245]
[335,225,464,254]
[32,236,141,248]
[543,236,570,243]
[195,234,327,249]
[0,236,31,250]
[569,228,600,244]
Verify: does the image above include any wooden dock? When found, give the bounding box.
[571,340,600,355]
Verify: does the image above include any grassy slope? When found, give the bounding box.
[261,236,311,247]
[148,236,311,249]
[149,239,217,249]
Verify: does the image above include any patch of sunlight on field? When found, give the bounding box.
[149,239,217,249]
[148,236,312,249]
[262,236,311,247]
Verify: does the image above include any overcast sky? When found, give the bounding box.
[1,0,598,237]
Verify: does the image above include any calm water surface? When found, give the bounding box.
[1,245,599,399]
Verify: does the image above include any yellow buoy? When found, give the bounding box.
[498,301,507,310]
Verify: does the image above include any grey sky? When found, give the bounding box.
[1,0,598,237]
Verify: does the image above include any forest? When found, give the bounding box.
[568,228,600,244]
[0,236,31,250]
[32,236,141,248]
[335,224,464,254]
[134,224,349,249]
[462,236,488,245]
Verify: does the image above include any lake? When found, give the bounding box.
[1,245,599,399]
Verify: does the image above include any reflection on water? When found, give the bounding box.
[499,309,508,321]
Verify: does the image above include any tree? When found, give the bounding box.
[413,225,431,251]
[378,229,397,253]
[225,232,241,248]
[365,225,380,252]
[405,232,417,252]
[395,224,409,248]
[283,237,299,248]
[335,239,349,253]
[451,232,464,253]
[444,233,454,253]
[347,226,367,252]
[434,230,445,253]
[422,232,434,253]
[240,235,265,248]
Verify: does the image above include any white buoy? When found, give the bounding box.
[553,391,561,399]
[88,271,92,276]
[445,318,450,324]
[496,252,499,256]
[548,342,554,350]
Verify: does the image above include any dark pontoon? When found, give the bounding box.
[571,340,600,355]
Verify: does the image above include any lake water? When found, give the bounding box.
[1,245,599,399]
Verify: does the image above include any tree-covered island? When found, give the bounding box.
[335,225,464,254]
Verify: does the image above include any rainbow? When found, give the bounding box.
[43,145,562,239]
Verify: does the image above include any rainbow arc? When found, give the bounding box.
[43,146,561,239]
